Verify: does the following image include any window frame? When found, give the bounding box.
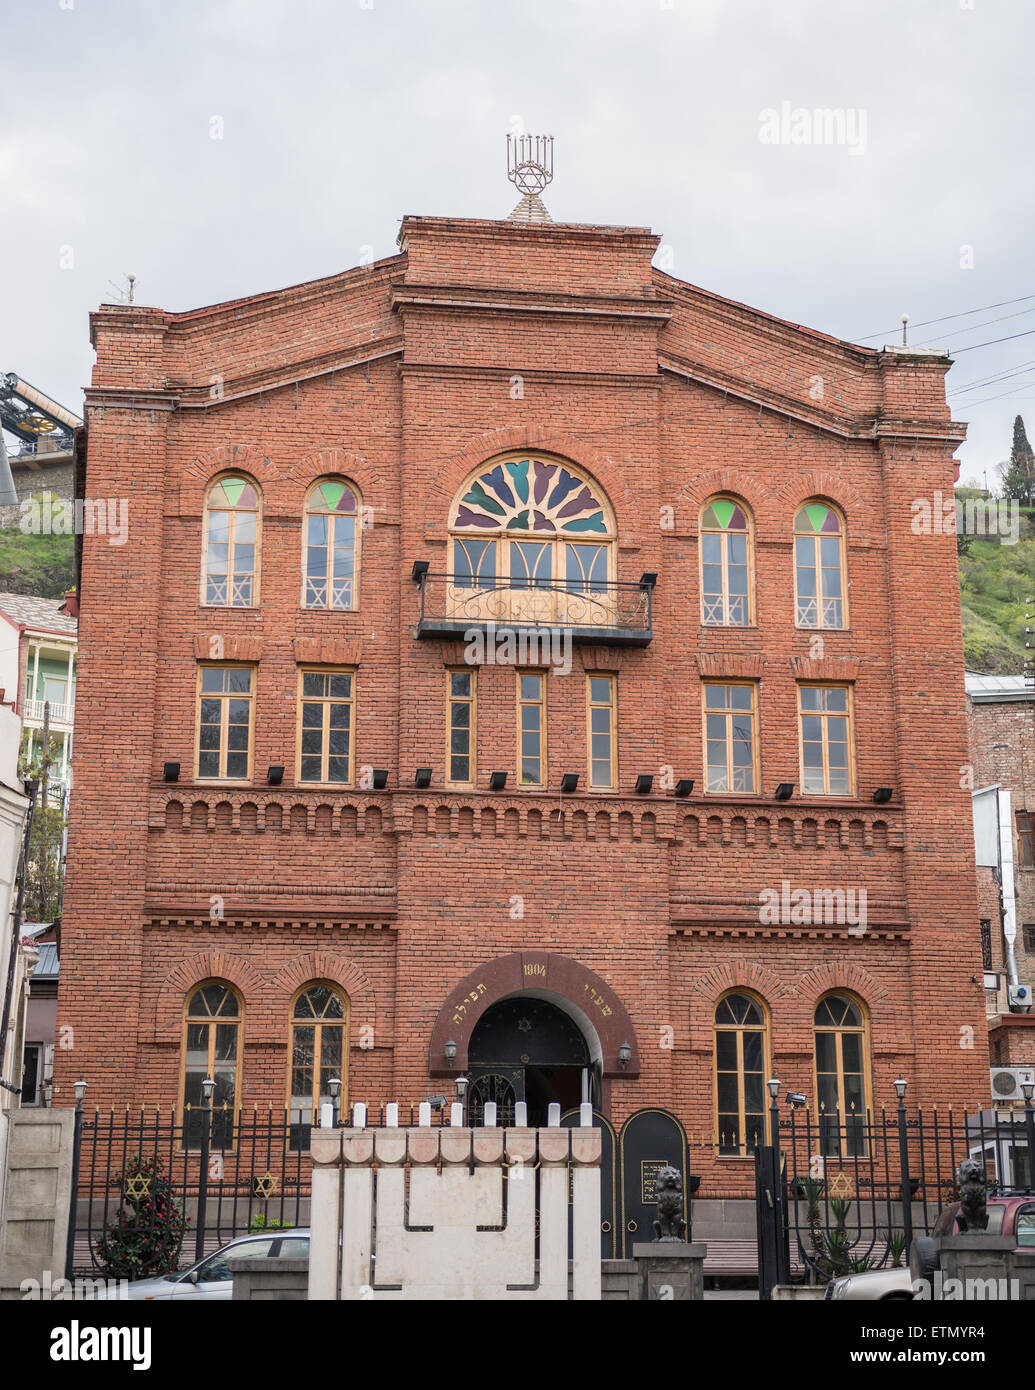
[449,452,617,594]
[295,666,357,788]
[446,667,477,788]
[195,663,256,784]
[286,981,350,1133]
[586,673,617,791]
[793,500,847,630]
[812,991,873,1157]
[179,980,243,1151]
[1017,812,1034,868]
[301,476,362,612]
[699,496,755,627]
[201,473,262,610]
[797,682,856,798]
[713,989,770,1157]
[702,681,760,796]
[516,669,548,789]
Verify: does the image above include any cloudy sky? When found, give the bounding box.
[1,0,1032,480]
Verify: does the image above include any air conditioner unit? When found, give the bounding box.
[990,1066,1035,1101]
[1008,983,1033,1010]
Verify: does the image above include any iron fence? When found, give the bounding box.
[770,1103,1035,1285]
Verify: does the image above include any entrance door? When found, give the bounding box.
[468,997,593,1126]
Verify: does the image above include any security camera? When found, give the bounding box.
[787,1093,808,1108]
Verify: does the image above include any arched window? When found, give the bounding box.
[303,478,360,610]
[449,454,617,627]
[289,983,348,1145]
[794,501,846,628]
[700,497,753,626]
[203,475,260,607]
[814,993,871,1156]
[715,992,769,1155]
[181,981,241,1149]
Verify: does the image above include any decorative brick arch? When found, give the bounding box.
[772,471,871,545]
[280,446,388,516]
[421,427,641,549]
[796,963,907,1053]
[428,951,640,1077]
[177,443,282,518]
[688,960,792,1051]
[272,951,376,1037]
[674,470,772,537]
[154,950,264,1039]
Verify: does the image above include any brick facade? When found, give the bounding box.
[56,211,990,1185]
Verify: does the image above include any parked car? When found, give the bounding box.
[827,1196,1035,1300]
[90,1229,311,1300]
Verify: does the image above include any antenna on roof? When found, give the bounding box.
[506,134,554,223]
[901,314,909,346]
[106,274,136,305]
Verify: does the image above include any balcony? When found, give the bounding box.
[23,698,74,726]
[413,569,654,647]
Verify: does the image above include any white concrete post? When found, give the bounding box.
[385,1102,399,1127]
[319,1102,333,1128]
[307,1162,341,1299]
[580,1101,593,1126]
[418,1102,431,1126]
[547,1102,561,1127]
[514,1102,527,1126]
[449,1102,463,1126]
[351,1102,366,1129]
[572,1164,602,1300]
[483,1102,497,1127]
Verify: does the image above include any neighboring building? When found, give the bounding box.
[56,197,989,1187]
[0,702,31,1225]
[967,672,1035,1083]
[0,592,78,796]
[20,922,59,1107]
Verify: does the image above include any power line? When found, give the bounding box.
[952,328,1035,354]
[853,293,1035,342]
[955,384,1035,409]
[949,358,1035,395]
[914,304,1035,348]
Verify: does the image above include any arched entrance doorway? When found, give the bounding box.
[467,996,596,1126]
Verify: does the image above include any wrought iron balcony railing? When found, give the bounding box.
[413,569,654,647]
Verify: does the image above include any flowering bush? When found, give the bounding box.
[95,1155,188,1279]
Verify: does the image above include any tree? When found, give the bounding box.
[16,729,67,921]
[1002,415,1035,507]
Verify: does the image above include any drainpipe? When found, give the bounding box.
[996,786,1028,1010]
[0,777,39,1082]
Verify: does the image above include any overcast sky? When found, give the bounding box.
[2,0,1033,481]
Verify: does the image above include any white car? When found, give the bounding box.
[826,1266,913,1300]
[91,1229,310,1300]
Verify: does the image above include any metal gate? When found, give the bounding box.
[754,1144,790,1299]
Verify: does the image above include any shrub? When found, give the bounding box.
[95,1155,188,1279]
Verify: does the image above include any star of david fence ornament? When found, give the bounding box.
[506,134,555,222]
[124,1172,151,1200]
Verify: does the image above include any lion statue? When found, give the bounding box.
[652,1165,688,1242]
[956,1157,989,1232]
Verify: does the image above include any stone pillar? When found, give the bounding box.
[307,1128,341,1301]
[934,1234,1018,1299]
[571,1127,603,1301]
[632,1242,707,1301]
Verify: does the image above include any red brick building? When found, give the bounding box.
[56,205,991,1188]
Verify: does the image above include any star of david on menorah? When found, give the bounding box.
[506,133,554,222]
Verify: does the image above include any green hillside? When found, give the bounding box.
[958,505,1034,674]
[0,526,76,599]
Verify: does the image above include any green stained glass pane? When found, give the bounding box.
[711,498,736,529]
[319,481,346,511]
[462,480,506,517]
[506,509,530,531]
[505,459,530,504]
[562,512,606,533]
[220,477,247,507]
[802,503,830,533]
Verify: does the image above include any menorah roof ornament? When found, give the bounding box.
[506,134,554,223]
